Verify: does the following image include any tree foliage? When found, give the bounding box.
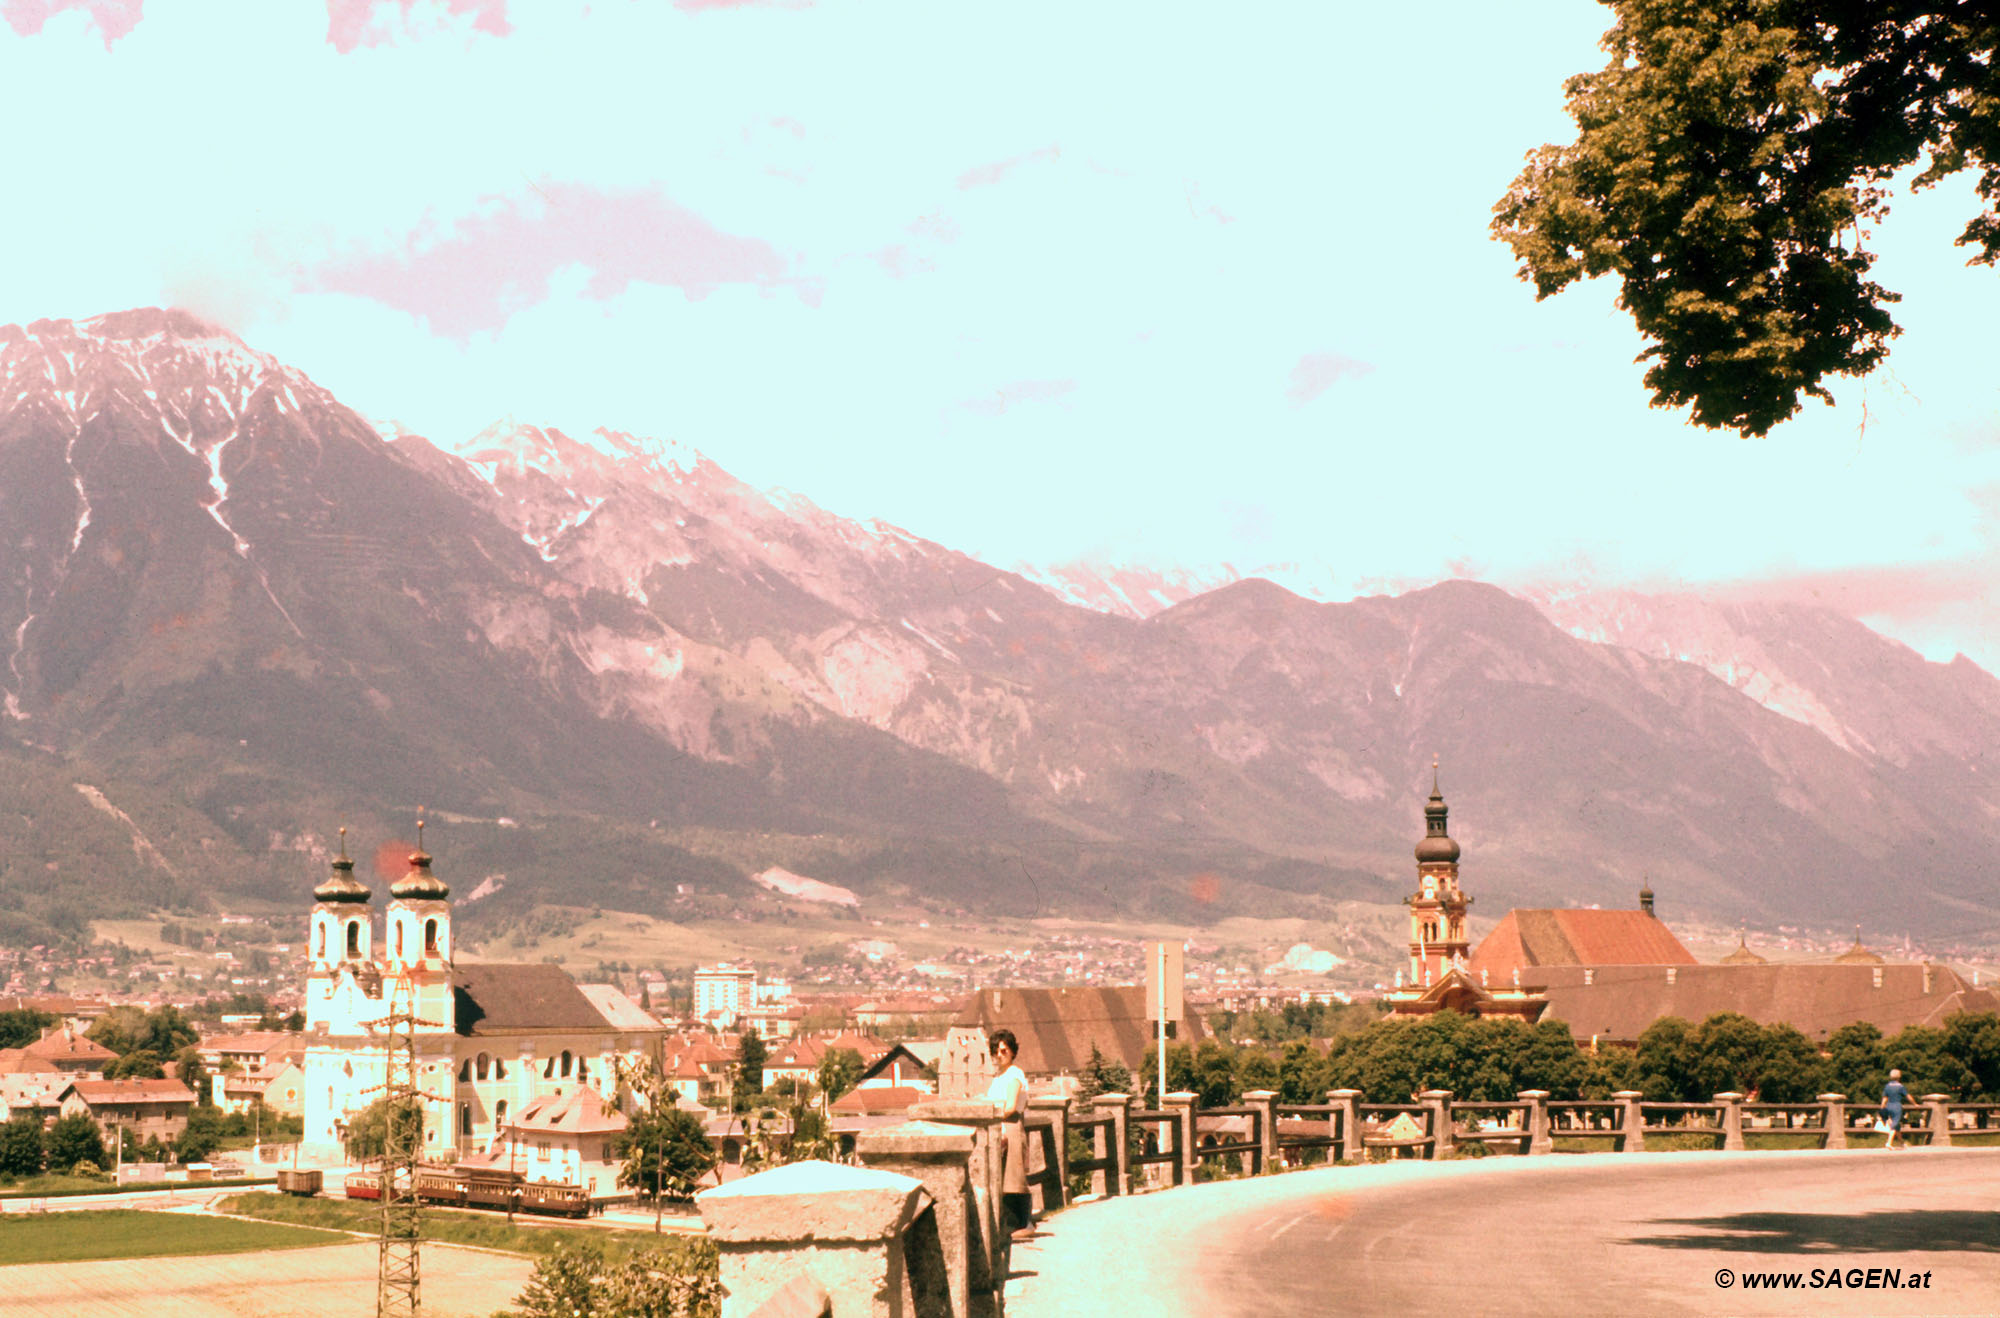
[733,1033,768,1112]
[343,1096,424,1162]
[0,1112,44,1178]
[87,1005,197,1059]
[0,1009,54,1050]
[46,1113,106,1172]
[619,1106,717,1203]
[816,1047,865,1104]
[1494,0,2000,435]
[513,1237,721,1318]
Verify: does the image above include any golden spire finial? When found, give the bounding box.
[337,825,347,860]
[1432,754,1440,793]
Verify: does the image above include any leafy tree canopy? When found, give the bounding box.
[45,1112,106,1173]
[103,1049,166,1081]
[619,1106,717,1202]
[87,1005,197,1059]
[0,1008,55,1050]
[1494,0,2000,435]
[0,1112,45,1178]
[816,1047,865,1104]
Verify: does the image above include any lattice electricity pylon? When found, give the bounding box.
[363,970,441,1318]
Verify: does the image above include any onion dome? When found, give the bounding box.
[1415,757,1461,864]
[390,819,450,900]
[1833,925,1883,965]
[313,827,371,904]
[1720,928,1766,965]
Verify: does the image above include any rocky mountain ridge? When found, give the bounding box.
[1,309,1994,944]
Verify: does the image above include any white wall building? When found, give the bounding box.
[300,831,662,1162]
[692,963,757,1028]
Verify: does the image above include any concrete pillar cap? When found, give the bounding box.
[854,1120,976,1157]
[1815,1093,1848,1102]
[697,1160,927,1244]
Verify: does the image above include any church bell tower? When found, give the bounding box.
[1406,758,1471,986]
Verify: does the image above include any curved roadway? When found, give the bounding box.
[1006,1148,2000,1317]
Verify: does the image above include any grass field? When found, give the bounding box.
[0,1209,348,1266]
[224,1192,712,1269]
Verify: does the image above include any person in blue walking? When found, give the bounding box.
[1881,1069,1910,1149]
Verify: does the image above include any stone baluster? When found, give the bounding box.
[1817,1093,1848,1150]
[1921,1094,1953,1147]
[907,1097,1006,1308]
[1714,1092,1746,1151]
[1026,1095,1069,1211]
[1162,1091,1198,1185]
[1328,1089,1362,1163]
[1242,1090,1278,1174]
[1516,1089,1553,1156]
[697,1160,941,1318]
[1092,1092,1133,1198]
[1613,1090,1646,1153]
[855,1120,976,1318]
[1418,1090,1454,1159]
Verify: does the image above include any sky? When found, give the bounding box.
[2,0,1996,669]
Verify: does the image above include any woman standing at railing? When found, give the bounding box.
[987,1029,1032,1239]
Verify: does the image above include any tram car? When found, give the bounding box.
[341,1164,590,1218]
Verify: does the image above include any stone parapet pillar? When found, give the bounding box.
[1026,1095,1069,1211]
[1418,1090,1454,1159]
[1092,1092,1132,1198]
[696,1160,941,1318]
[1613,1091,1646,1153]
[855,1121,976,1318]
[1516,1090,1553,1156]
[907,1097,1006,1310]
[1328,1089,1362,1163]
[1817,1093,1848,1150]
[1242,1090,1278,1173]
[1162,1091,1197,1185]
[1921,1094,1952,1147]
[1714,1093,1746,1151]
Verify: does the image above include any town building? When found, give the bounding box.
[461,1085,628,1199]
[212,1058,306,1117]
[942,985,1211,1094]
[56,1077,197,1146]
[3,1026,118,1074]
[693,964,757,1028]
[1466,888,1697,982]
[299,829,662,1161]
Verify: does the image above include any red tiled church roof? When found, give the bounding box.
[1469,909,1696,979]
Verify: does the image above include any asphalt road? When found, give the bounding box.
[1006,1148,2000,1317]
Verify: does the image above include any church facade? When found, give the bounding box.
[301,830,662,1162]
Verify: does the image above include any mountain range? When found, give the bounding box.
[2,309,1995,948]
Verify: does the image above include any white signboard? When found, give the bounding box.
[1145,939,1184,1023]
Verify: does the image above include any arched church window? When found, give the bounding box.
[560,1050,573,1078]
[425,919,439,952]
[543,1056,555,1079]
[395,923,405,958]
[477,1053,490,1081]
[316,925,326,958]
[460,1104,472,1136]
[495,1059,507,1080]
[577,1057,589,1081]
[346,921,360,957]
[495,1099,508,1129]
[459,1060,471,1083]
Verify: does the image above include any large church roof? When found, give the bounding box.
[1469,908,1697,978]
[452,964,659,1037]
[1528,963,1996,1043]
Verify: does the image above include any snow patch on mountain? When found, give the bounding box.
[1531,589,1872,753]
[750,865,859,907]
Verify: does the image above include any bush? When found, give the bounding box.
[512,1237,721,1318]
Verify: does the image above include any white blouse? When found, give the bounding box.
[986,1063,1027,1115]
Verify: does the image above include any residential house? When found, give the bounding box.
[463,1086,629,1199]
[57,1077,198,1145]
